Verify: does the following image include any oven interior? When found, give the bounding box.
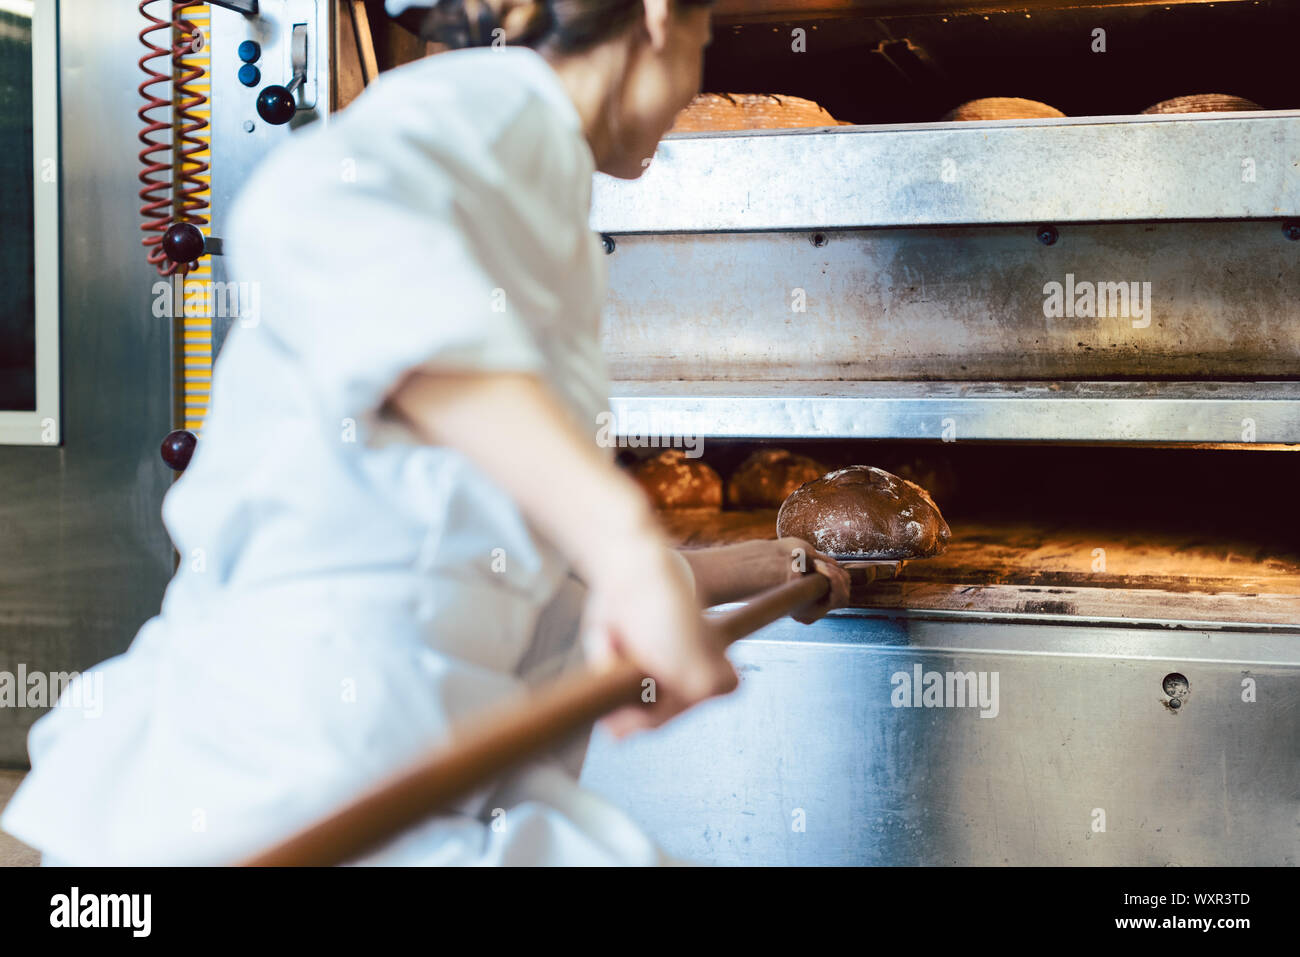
[700,0,1299,123]
[360,0,1300,630]
[368,0,1300,120]
[630,440,1300,627]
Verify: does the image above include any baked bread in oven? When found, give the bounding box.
[776,465,951,559]
[631,449,723,510]
[726,448,828,509]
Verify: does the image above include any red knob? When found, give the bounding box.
[162,223,206,264]
[161,430,197,471]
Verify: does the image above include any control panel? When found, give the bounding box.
[148,0,334,467]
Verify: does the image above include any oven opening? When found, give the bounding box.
[637,442,1300,627]
[699,0,1298,125]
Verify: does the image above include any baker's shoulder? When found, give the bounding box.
[366,47,592,206]
[227,48,588,249]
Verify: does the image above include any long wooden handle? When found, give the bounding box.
[242,574,829,867]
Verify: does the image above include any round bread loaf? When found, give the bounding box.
[776,465,951,559]
[941,97,1065,121]
[1140,94,1262,115]
[631,449,723,510]
[671,93,848,133]
[726,448,828,509]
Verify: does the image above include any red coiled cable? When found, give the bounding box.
[138,1,210,277]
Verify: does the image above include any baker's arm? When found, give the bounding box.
[678,539,851,622]
[385,369,737,727]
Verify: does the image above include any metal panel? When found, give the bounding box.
[0,0,178,765]
[608,380,1300,444]
[581,613,1300,865]
[591,114,1300,233]
[0,3,331,766]
[600,218,1300,442]
[207,0,331,355]
[601,223,1300,383]
[0,2,333,765]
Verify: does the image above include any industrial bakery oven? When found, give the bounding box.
[18,0,1294,861]
[576,0,1300,865]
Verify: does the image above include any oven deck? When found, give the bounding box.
[659,508,1300,627]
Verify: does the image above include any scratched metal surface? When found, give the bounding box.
[600,222,1300,383]
[0,1,176,765]
[591,115,1300,232]
[581,615,1300,865]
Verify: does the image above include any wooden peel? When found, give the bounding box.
[242,568,897,867]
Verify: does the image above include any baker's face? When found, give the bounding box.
[604,4,711,179]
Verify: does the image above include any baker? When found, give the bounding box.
[3,0,850,865]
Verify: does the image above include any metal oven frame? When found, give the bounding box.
[581,116,1300,865]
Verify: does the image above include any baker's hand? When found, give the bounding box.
[775,536,851,624]
[582,539,738,737]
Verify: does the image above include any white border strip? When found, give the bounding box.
[0,0,59,445]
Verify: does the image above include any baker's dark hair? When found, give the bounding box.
[421,0,712,55]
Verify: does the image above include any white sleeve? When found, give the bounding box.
[224,123,574,433]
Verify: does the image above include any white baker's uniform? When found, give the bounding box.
[2,47,669,865]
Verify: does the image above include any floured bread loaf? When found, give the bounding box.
[671,93,848,133]
[1141,94,1262,114]
[631,449,723,510]
[776,465,951,559]
[727,449,828,509]
[942,97,1065,121]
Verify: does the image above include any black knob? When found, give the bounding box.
[257,85,297,125]
[161,430,197,471]
[162,222,206,264]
